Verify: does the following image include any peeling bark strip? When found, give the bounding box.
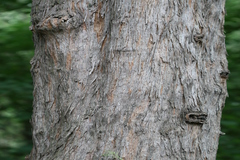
[30,0,228,160]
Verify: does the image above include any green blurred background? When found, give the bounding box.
[0,0,239,159]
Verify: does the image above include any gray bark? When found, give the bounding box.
[29,0,228,159]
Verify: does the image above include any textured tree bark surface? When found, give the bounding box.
[30,0,228,159]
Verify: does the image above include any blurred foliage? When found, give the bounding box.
[0,0,33,160]
[217,0,240,160]
[0,0,239,159]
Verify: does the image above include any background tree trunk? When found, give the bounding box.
[29,0,228,159]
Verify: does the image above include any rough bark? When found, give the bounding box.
[29,0,228,159]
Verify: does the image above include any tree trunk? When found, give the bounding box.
[29,0,228,159]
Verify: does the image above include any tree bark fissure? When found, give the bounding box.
[30,0,228,160]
